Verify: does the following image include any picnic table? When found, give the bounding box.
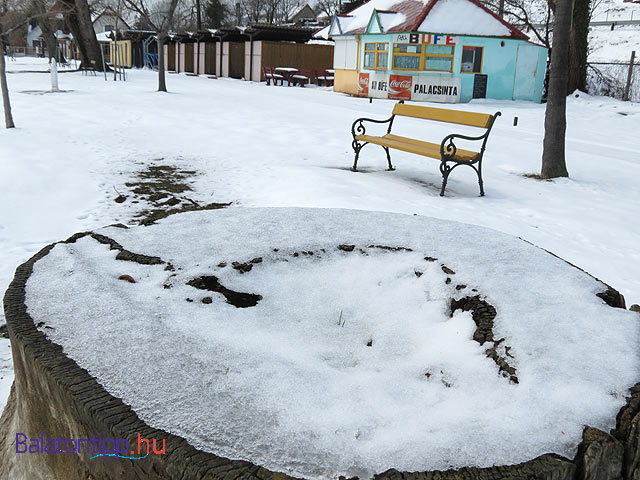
[274,67,298,85]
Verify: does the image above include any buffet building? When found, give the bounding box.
[316,0,548,103]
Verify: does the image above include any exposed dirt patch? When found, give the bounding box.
[450,295,518,384]
[187,275,262,308]
[65,231,165,265]
[118,164,231,225]
[523,173,554,181]
[367,245,413,252]
[596,286,627,309]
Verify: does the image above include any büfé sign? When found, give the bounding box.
[392,33,457,45]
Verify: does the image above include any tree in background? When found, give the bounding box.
[568,0,590,93]
[314,0,339,18]
[123,0,181,91]
[0,25,15,128]
[67,0,104,69]
[30,0,64,62]
[481,0,552,48]
[541,0,571,178]
[203,0,227,27]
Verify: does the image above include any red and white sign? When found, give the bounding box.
[358,73,369,96]
[356,73,461,103]
[388,75,412,100]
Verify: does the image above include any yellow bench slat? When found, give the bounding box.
[355,134,479,162]
[391,104,493,128]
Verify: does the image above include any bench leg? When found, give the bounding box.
[439,176,449,196]
[352,149,360,171]
[476,161,485,196]
[383,146,395,171]
[439,161,451,196]
[352,140,362,171]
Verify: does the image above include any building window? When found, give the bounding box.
[423,44,454,72]
[105,24,115,32]
[391,43,454,72]
[461,46,483,73]
[364,42,388,70]
[392,43,421,70]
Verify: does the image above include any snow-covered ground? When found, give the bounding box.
[1,60,640,455]
[4,55,80,72]
[589,24,640,62]
[591,0,640,23]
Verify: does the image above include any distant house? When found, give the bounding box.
[92,7,130,33]
[289,4,318,24]
[315,0,548,103]
[26,20,73,58]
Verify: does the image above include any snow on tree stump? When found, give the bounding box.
[1,208,639,480]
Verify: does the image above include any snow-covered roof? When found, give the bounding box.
[321,0,528,39]
[419,0,511,36]
[96,30,113,42]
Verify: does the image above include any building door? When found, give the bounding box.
[205,43,216,75]
[185,43,194,73]
[167,44,175,71]
[229,42,245,79]
[513,44,539,101]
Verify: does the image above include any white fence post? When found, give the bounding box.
[50,57,59,92]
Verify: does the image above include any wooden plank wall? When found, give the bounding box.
[259,42,334,81]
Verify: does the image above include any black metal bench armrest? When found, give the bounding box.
[439,133,483,160]
[440,112,501,160]
[351,116,394,138]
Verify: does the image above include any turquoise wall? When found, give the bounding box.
[357,33,548,103]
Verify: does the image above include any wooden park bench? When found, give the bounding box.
[351,102,501,196]
[80,60,97,76]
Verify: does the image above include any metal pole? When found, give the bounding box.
[623,50,635,101]
[100,43,107,81]
[249,33,253,81]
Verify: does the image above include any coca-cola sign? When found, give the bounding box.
[358,73,369,96]
[390,79,411,89]
[388,75,412,100]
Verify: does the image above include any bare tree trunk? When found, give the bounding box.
[61,0,90,66]
[39,19,59,61]
[541,0,572,178]
[157,34,167,92]
[72,0,104,70]
[196,0,202,29]
[0,36,15,128]
[567,0,590,93]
